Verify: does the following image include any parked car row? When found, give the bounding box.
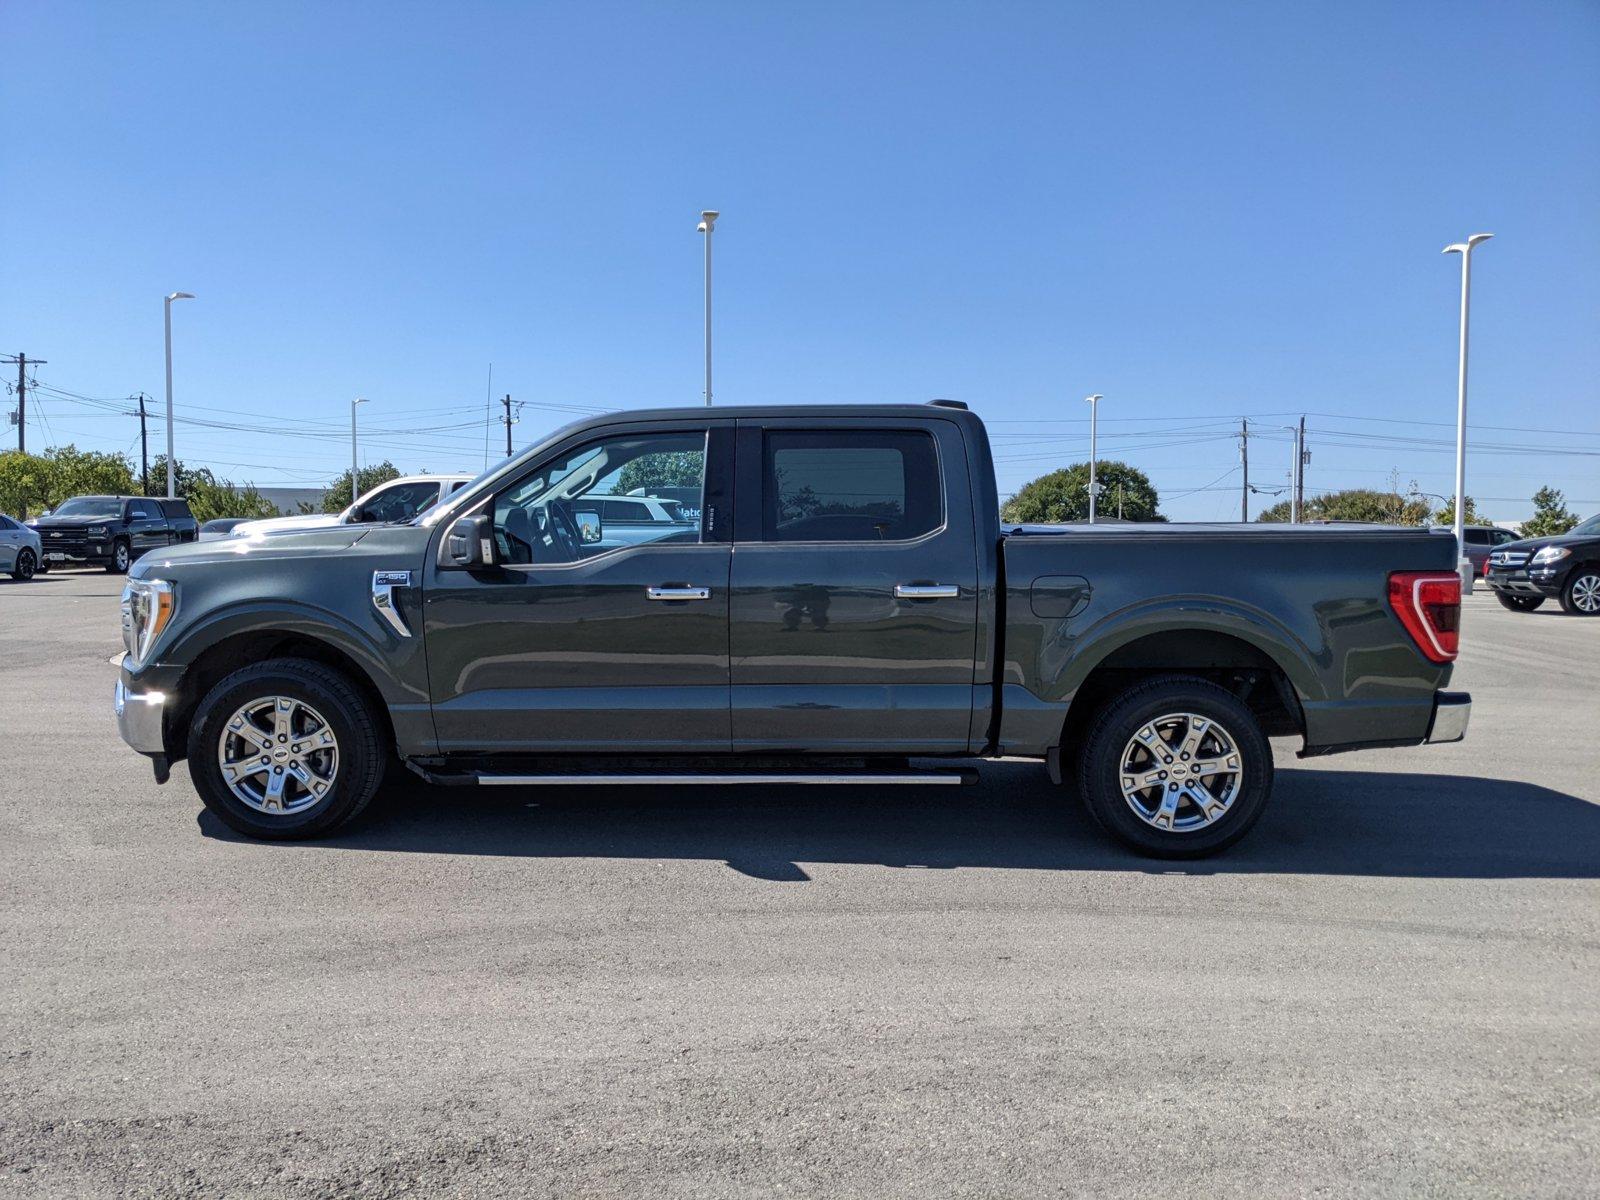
[6,472,698,582]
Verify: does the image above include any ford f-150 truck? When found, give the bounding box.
[114,402,1470,857]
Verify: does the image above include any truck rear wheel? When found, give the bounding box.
[186,657,386,840]
[1073,676,1273,858]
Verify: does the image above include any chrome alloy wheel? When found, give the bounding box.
[1118,712,1243,833]
[1572,573,1600,613]
[216,696,340,815]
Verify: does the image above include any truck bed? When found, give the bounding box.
[992,522,1458,757]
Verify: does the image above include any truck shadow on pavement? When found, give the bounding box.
[199,761,1600,880]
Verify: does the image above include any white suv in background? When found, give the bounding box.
[230,474,474,539]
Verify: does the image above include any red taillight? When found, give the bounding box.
[1388,571,1461,663]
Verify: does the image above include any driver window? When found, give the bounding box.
[493,430,706,565]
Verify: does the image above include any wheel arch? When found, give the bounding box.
[1046,625,1309,782]
[165,628,398,763]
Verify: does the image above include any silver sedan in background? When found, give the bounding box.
[0,513,42,580]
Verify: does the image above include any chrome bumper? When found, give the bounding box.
[1426,691,1471,745]
[114,677,168,753]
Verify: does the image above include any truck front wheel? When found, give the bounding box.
[186,658,387,840]
[1073,676,1273,859]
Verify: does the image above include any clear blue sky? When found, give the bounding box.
[3,1,1597,520]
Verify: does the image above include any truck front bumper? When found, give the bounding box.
[114,676,168,754]
[1425,691,1471,744]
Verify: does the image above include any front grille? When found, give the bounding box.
[1489,551,1529,568]
[41,529,90,553]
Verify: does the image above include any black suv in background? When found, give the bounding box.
[28,496,198,573]
[1484,512,1600,615]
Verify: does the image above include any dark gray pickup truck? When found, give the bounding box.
[114,402,1470,857]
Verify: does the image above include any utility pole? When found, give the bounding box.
[4,353,45,454]
[501,394,514,457]
[1295,415,1307,520]
[1239,418,1249,522]
[137,393,150,495]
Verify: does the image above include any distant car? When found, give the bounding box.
[198,518,252,541]
[583,494,698,548]
[229,474,474,539]
[1484,512,1600,615]
[27,496,198,573]
[0,512,42,580]
[1433,524,1520,577]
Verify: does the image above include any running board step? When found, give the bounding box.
[407,762,977,788]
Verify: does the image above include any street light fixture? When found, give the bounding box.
[698,210,718,406]
[1443,233,1492,589]
[351,397,370,504]
[163,292,195,498]
[1085,394,1103,524]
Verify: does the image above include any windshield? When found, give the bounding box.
[1569,513,1600,537]
[50,497,123,520]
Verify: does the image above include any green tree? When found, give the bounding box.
[147,457,280,522]
[1431,495,1484,526]
[1001,461,1162,524]
[1258,487,1431,525]
[615,450,703,494]
[1520,485,1580,538]
[322,461,402,512]
[0,445,137,518]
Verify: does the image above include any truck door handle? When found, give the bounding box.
[894,584,959,599]
[646,586,711,601]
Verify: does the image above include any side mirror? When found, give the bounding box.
[443,514,496,569]
[574,509,603,544]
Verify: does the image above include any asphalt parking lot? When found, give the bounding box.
[2,571,1597,1198]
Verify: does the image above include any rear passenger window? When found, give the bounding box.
[763,430,941,542]
[1465,529,1489,545]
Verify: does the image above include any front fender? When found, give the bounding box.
[153,598,426,711]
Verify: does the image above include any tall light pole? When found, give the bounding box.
[1443,233,1492,588]
[351,397,369,504]
[1085,394,1103,523]
[1281,424,1303,522]
[697,210,718,405]
[163,292,194,497]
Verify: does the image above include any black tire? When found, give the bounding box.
[106,538,131,574]
[1559,568,1600,616]
[1073,675,1274,859]
[1494,592,1544,612]
[10,548,36,581]
[186,657,387,840]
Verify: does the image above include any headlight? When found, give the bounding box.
[1531,546,1572,565]
[121,578,176,665]
[87,525,109,536]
